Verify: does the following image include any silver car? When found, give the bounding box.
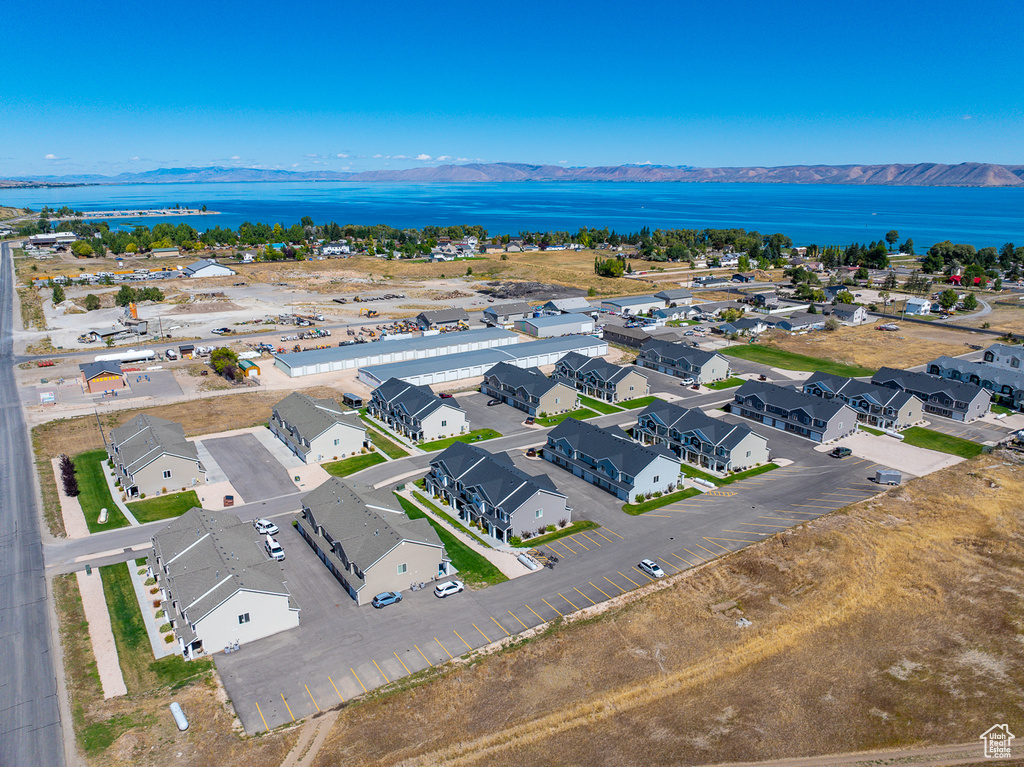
[638,559,665,578]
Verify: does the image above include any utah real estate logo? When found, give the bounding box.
[980,724,1014,759]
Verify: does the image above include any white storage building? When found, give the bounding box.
[514,314,596,337]
[358,336,609,387]
[273,328,517,377]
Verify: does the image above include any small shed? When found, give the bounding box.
[238,359,260,378]
[80,361,126,393]
[178,344,196,359]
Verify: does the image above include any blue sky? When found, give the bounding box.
[4,0,1023,176]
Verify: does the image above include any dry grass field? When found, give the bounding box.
[959,300,1024,336]
[759,322,978,370]
[275,452,1024,767]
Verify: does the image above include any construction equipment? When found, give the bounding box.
[359,308,379,317]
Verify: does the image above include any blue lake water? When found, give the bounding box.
[1,181,1021,248]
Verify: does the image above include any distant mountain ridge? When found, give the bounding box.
[7,161,1024,187]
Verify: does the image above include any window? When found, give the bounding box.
[535,509,543,519]
[397,563,407,575]
[441,420,447,427]
[653,475,659,483]
[334,438,340,446]
[163,469,172,479]
[238,613,250,625]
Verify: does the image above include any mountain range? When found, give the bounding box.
[5,161,1024,187]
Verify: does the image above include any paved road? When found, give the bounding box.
[0,241,65,765]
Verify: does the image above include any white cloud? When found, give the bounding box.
[393,154,408,160]
[130,156,140,162]
[373,153,384,159]
[336,153,349,158]
[305,153,319,158]
[230,155,241,160]
[457,157,469,162]
[437,155,451,161]
[44,153,59,160]
[416,154,432,161]
[291,163,300,168]
[962,114,973,120]
[558,160,567,164]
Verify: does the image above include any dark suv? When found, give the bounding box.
[830,447,852,459]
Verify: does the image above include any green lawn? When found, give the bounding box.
[578,395,622,414]
[859,425,885,436]
[677,462,779,488]
[520,520,600,546]
[419,428,503,452]
[362,424,409,458]
[99,563,212,694]
[74,450,130,533]
[721,345,876,377]
[126,490,201,524]
[667,319,698,327]
[705,377,745,390]
[412,491,491,548]
[323,452,387,477]
[623,488,701,515]
[395,495,507,586]
[991,403,1015,416]
[616,395,660,410]
[535,408,598,427]
[901,427,984,458]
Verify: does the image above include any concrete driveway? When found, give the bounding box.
[456,391,535,436]
[201,433,298,503]
[823,431,962,477]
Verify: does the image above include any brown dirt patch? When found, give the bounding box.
[761,322,977,370]
[302,452,1024,766]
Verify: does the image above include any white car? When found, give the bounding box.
[433,580,465,598]
[265,536,285,561]
[638,559,665,578]
[253,518,279,535]
[678,377,696,386]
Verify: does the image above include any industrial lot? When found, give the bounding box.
[6,241,1024,754]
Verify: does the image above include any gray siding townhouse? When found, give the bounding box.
[269,392,367,463]
[427,441,569,542]
[694,300,747,319]
[149,508,299,659]
[732,380,858,442]
[636,340,730,384]
[600,324,652,348]
[982,343,1024,370]
[296,478,449,605]
[108,414,206,497]
[545,419,681,503]
[925,356,1024,412]
[635,401,770,472]
[654,287,694,306]
[553,351,649,403]
[368,378,468,442]
[483,301,533,325]
[829,305,869,325]
[774,312,826,332]
[416,308,469,329]
[719,317,769,336]
[871,367,991,422]
[480,362,578,416]
[802,372,923,430]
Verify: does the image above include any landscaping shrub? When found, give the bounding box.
[509,536,522,546]
[159,623,171,633]
[558,518,568,528]
[144,577,155,586]
[59,454,80,497]
[164,635,174,644]
[149,587,158,595]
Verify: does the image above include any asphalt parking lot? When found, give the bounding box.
[125,369,182,399]
[201,434,298,502]
[456,391,535,437]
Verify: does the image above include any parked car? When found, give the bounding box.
[265,537,285,561]
[433,580,465,598]
[487,399,502,406]
[371,591,403,609]
[211,327,231,335]
[683,330,695,336]
[830,447,852,459]
[678,377,696,386]
[638,559,665,578]
[254,518,279,535]
[439,393,454,399]
[525,417,536,426]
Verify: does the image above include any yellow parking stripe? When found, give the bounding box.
[329,675,344,701]
[658,557,680,572]
[508,610,529,630]
[558,593,580,611]
[618,571,642,588]
[759,515,806,522]
[694,543,719,559]
[554,539,577,555]
[682,547,707,562]
[601,527,625,539]
[453,629,472,650]
[393,652,411,675]
[644,514,672,518]
[435,638,454,660]
[542,597,565,617]
[351,668,367,692]
[592,530,615,543]
[703,538,732,552]
[579,532,602,546]
[372,659,389,683]
[569,536,590,551]
[774,509,819,515]
[793,504,842,509]
[306,685,320,712]
[525,603,546,622]
[414,644,433,667]
[472,623,491,643]
[574,586,596,605]
[255,701,268,731]
[281,693,295,721]
[708,535,758,543]
[671,552,695,566]
[490,616,510,636]
[603,576,626,593]
[739,522,792,529]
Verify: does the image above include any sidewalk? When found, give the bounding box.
[397,487,535,580]
[99,459,141,526]
[128,561,177,659]
[52,456,89,538]
[75,569,128,698]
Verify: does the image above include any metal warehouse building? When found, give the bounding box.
[358,335,609,387]
[514,314,596,337]
[273,328,517,378]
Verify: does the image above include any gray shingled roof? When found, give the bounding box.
[734,380,851,421]
[417,308,469,324]
[654,288,693,301]
[639,339,722,369]
[152,508,295,639]
[483,362,562,399]
[372,377,455,419]
[109,414,200,475]
[431,441,563,514]
[301,478,443,575]
[983,343,1024,370]
[273,392,364,443]
[485,301,532,318]
[927,357,1024,394]
[547,418,676,477]
[803,371,918,410]
[638,401,761,451]
[543,297,592,312]
[872,367,988,401]
[555,351,639,386]
[80,360,123,380]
